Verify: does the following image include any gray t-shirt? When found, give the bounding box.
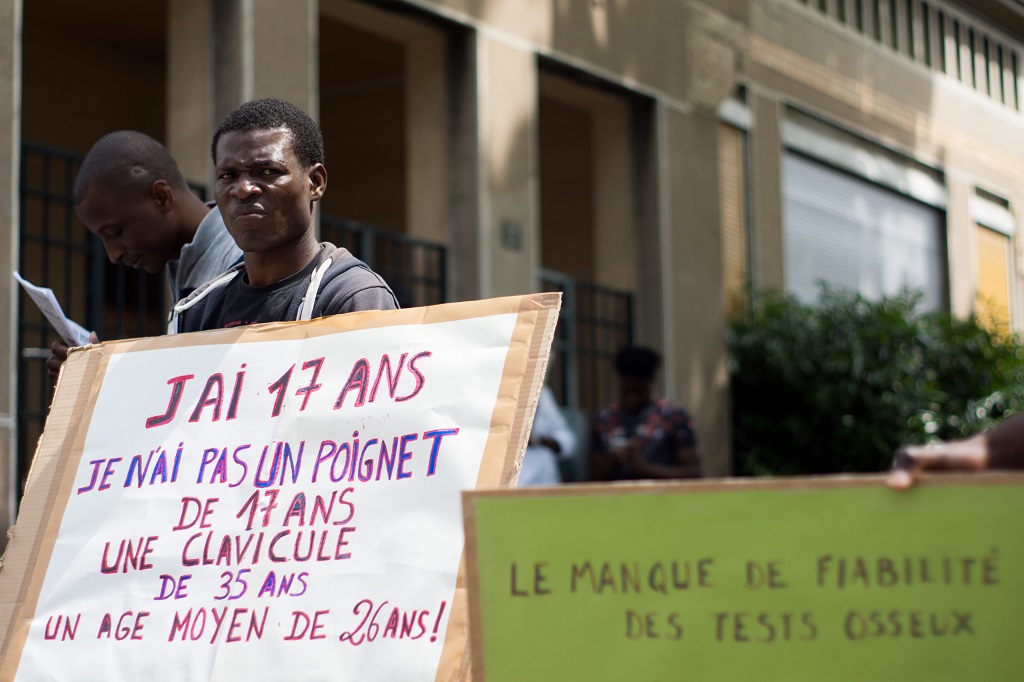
[166,205,242,301]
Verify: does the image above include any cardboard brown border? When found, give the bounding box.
[0,344,111,680]
[462,471,1024,681]
[108,295,540,355]
[0,294,561,681]
[434,293,561,682]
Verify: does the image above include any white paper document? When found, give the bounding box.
[13,271,93,347]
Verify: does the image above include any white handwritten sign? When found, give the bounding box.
[0,294,559,681]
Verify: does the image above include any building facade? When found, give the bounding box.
[2,0,1023,527]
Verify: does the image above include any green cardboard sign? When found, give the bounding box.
[463,476,1024,681]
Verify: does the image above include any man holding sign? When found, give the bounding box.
[2,98,557,681]
[170,98,398,332]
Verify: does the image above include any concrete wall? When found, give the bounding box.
[213,0,317,121]
[663,107,731,476]
[477,36,539,298]
[167,0,215,186]
[741,1,1024,327]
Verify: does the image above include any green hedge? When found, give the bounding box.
[728,287,1024,475]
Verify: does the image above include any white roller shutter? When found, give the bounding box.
[782,153,948,311]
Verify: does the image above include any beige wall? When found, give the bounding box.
[663,107,730,477]
[946,176,976,317]
[400,0,1024,472]
[415,0,694,102]
[740,1,1024,320]
[407,0,1024,305]
[213,0,317,121]
[478,36,539,298]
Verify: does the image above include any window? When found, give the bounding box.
[783,153,947,309]
[781,111,948,309]
[719,123,749,317]
[971,189,1016,333]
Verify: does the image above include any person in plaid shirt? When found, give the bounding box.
[590,346,701,481]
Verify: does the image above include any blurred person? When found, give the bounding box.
[590,346,701,481]
[888,412,1024,489]
[519,385,577,487]
[47,131,241,379]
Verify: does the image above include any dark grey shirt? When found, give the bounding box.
[166,205,242,301]
[170,243,398,333]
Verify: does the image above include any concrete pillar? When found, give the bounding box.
[663,106,731,477]
[406,37,447,245]
[446,29,482,302]
[748,91,785,291]
[0,0,20,530]
[1015,203,1024,334]
[167,0,216,188]
[944,175,974,318]
[474,35,539,298]
[214,0,318,123]
[631,99,666,355]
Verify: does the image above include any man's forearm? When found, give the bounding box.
[986,412,1024,469]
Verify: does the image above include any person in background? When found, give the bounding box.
[590,345,701,481]
[888,411,1024,488]
[519,385,577,487]
[47,131,241,379]
[169,98,397,332]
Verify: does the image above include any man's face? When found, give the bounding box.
[76,184,182,274]
[214,128,325,254]
[619,375,653,414]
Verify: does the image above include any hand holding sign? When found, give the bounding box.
[888,412,1024,489]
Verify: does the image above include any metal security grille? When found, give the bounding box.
[319,216,447,308]
[795,0,1022,112]
[541,270,633,416]
[16,143,192,493]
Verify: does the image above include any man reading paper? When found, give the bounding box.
[47,131,242,380]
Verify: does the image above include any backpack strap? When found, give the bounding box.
[166,263,244,334]
[296,257,333,321]
[293,246,383,321]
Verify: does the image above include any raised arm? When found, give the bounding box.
[888,412,1024,488]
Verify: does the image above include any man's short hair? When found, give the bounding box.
[73,131,188,206]
[614,346,661,381]
[212,98,325,168]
